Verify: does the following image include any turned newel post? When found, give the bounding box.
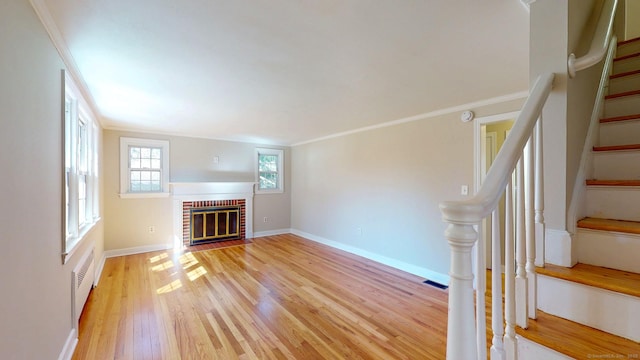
[443,219,479,360]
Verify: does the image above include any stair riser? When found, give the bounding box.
[576,229,640,273]
[613,56,640,74]
[538,275,640,342]
[617,41,640,57]
[599,121,640,147]
[585,187,640,221]
[593,150,640,179]
[604,94,640,118]
[609,73,640,94]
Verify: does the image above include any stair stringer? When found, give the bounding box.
[538,274,640,342]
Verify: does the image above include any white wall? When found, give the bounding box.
[291,99,525,281]
[103,129,291,251]
[0,1,104,358]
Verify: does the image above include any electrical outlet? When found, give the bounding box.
[148,226,155,233]
[213,156,219,164]
[263,217,268,223]
[461,185,469,196]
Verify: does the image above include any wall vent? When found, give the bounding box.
[72,248,95,328]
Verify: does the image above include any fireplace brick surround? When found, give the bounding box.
[171,182,255,249]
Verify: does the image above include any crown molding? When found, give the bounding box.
[29,0,102,126]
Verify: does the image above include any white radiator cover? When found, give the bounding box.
[72,247,95,327]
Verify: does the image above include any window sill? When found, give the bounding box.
[119,192,171,199]
[255,189,284,195]
[63,217,101,264]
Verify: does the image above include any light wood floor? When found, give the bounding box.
[73,234,449,359]
[74,234,640,359]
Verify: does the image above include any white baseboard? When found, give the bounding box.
[94,253,106,286]
[103,243,173,259]
[252,228,292,238]
[57,328,78,360]
[544,228,576,267]
[290,229,450,285]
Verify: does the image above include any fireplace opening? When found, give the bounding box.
[190,205,241,245]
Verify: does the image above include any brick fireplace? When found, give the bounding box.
[171,182,255,249]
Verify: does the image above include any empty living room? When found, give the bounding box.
[2,0,639,359]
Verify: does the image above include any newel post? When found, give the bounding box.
[444,221,479,360]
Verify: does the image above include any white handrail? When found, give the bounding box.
[440,73,554,225]
[567,0,618,78]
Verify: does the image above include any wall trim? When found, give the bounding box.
[544,228,576,267]
[94,253,107,286]
[253,229,292,238]
[291,91,528,147]
[291,229,450,285]
[103,244,172,259]
[57,328,77,360]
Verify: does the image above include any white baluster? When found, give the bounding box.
[490,208,505,360]
[524,136,537,320]
[534,119,545,267]
[503,178,517,359]
[445,222,479,360]
[476,218,487,360]
[515,157,529,329]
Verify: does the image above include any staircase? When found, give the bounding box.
[526,37,640,357]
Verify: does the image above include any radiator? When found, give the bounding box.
[72,247,95,326]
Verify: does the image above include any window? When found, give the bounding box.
[256,148,284,193]
[64,71,100,262]
[119,137,170,198]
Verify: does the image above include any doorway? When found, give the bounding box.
[475,112,517,270]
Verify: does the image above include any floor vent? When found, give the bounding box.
[72,248,95,327]
[423,279,448,290]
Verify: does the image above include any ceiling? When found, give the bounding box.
[38,0,530,146]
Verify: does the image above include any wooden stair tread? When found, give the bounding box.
[586,179,640,186]
[578,217,640,234]
[605,89,640,100]
[593,143,640,152]
[614,51,640,62]
[618,37,640,46]
[516,310,640,359]
[600,113,640,123]
[537,263,640,298]
[610,69,640,79]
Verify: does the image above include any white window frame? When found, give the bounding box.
[119,137,170,198]
[64,70,100,263]
[255,148,284,194]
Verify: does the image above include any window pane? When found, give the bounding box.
[259,155,278,172]
[131,159,141,169]
[151,148,161,159]
[151,171,160,181]
[130,147,140,159]
[141,147,151,158]
[141,159,151,169]
[259,172,278,189]
[151,159,161,169]
[141,171,151,181]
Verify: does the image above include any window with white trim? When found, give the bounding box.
[64,72,100,260]
[256,148,284,193]
[119,137,170,198]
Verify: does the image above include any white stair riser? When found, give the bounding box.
[516,336,572,360]
[617,42,640,57]
[593,150,640,179]
[609,73,640,94]
[613,56,640,74]
[599,121,640,147]
[576,229,640,273]
[538,275,640,342]
[604,94,640,118]
[585,187,640,222]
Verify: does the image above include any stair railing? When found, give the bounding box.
[440,72,554,360]
[568,0,618,78]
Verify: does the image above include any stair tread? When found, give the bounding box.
[619,37,640,46]
[586,179,640,186]
[593,143,640,152]
[610,69,640,79]
[600,113,640,123]
[605,89,640,100]
[614,51,640,62]
[578,217,640,234]
[515,310,640,359]
[537,263,640,298]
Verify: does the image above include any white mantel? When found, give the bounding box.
[171,182,256,247]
